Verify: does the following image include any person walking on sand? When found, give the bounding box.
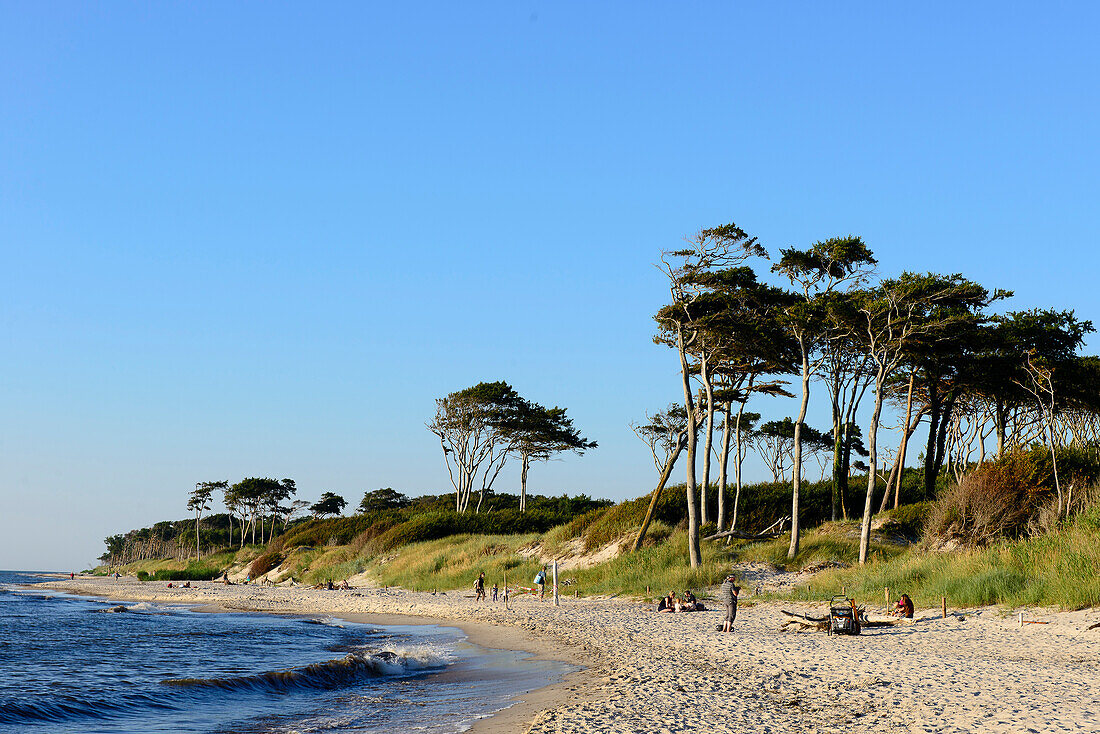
[491,583,498,602]
[719,575,740,633]
[474,572,486,602]
[534,566,547,600]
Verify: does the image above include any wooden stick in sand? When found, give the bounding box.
[942,596,947,619]
[885,586,890,610]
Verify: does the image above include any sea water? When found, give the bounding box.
[0,572,573,733]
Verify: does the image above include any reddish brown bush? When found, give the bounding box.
[925,453,1041,547]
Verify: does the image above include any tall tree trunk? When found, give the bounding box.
[632,433,687,552]
[830,405,843,522]
[931,392,956,490]
[923,380,941,499]
[700,364,715,526]
[879,452,902,513]
[678,327,702,568]
[520,453,530,512]
[994,396,1007,458]
[730,376,756,530]
[894,373,916,509]
[859,370,887,565]
[788,349,811,560]
[716,401,732,531]
[195,510,201,561]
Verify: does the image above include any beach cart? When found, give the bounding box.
[827,595,862,636]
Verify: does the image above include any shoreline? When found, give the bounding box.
[30,576,1100,733]
[27,578,594,734]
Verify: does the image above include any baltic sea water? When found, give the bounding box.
[0,571,573,733]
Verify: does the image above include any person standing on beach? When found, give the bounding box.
[534,566,547,600]
[491,583,498,602]
[474,572,486,602]
[719,575,740,633]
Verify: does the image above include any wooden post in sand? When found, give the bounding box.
[942,596,947,619]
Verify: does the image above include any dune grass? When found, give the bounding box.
[780,519,1100,610]
[367,533,543,592]
[731,521,909,571]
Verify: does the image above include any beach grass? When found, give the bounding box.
[778,517,1100,610]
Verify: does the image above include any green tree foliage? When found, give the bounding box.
[187,480,226,561]
[311,491,347,518]
[429,381,526,513]
[502,401,596,512]
[358,488,411,513]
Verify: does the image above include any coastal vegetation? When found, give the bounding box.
[94,221,1100,611]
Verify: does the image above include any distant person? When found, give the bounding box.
[474,572,486,602]
[114,572,120,581]
[657,592,676,613]
[719,575,740,633]
[891,594,915,618]
[534,567,547,600]
[340,579,350,590]
[491,583,498,602]
[70,572,75,580]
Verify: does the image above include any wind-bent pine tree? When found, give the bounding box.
[504,401,595,512]
[311,491,347,518]
[630,404,694,551]
[657,223,767,568]
[855,273,994,564]
[772,237,876,560]
[428,381,524,514]
[188,480,225,561]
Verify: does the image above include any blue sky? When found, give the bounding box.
[2,3,1097,570]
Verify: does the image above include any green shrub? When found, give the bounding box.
[884,501,934,538]
[135,570,149,582]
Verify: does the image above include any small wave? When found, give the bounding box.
[298,616,346,628]
[165,648,448,694]
[0,691,177,725]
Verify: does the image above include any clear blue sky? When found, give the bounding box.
[2,3,1097,570]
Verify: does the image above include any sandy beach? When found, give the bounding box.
[33,576,1100,733]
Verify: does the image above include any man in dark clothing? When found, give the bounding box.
[719,575,741,633]
[474,572,486,602]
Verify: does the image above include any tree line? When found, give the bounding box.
[642,223,1098,568]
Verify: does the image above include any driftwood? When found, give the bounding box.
[780,608,908,632]
[705,516,791,542]
[1086,621,1100,631]
[780,609,829,632]
[705,529,784,541]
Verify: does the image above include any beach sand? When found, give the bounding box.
[38,577,1100,733]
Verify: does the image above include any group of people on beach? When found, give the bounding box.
[472,565,555,603]
[656,589,705,613]
[473,572,500,602]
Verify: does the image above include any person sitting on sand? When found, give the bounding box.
[657,592,675,612]
[891,593,914,618]
[340,579,350,590]
[182,581,191,588]
[681,590,700,612]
